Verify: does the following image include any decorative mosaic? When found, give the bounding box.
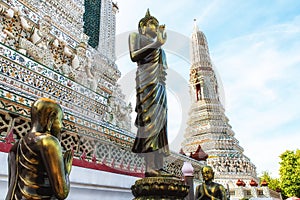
[0,89,134,147]
[0,108,142,172]
[98,0,118,62]
[0,104,204,178]
[2,0,86,46]
[0,3,122,96]
[0,1,77,48]
[207,157,257,177]
[0,43,108,100]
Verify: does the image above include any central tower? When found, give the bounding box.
[181,20,257,187]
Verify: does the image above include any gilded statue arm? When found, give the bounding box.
[220,186,227,200]
[129,32,152,62]
[40,135,72,199]
[195,185,204,200]
[7,142,17,186]
[128,26,166,62]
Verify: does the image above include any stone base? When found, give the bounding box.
[131,176,189,200]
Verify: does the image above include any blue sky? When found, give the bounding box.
[114,0,300,178]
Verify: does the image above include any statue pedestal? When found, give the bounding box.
[131,176,189,200]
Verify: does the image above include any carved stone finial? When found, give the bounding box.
[261,179,268,187]
[236,179,246,187]
[190,145,208,161]
[250,179,258,187]
[182,162,194,177]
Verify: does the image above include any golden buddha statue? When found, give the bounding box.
[195,166,227,200]
[129,9,170,177]
[6,98,73,200]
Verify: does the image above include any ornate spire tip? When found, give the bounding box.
[145,8,150,17]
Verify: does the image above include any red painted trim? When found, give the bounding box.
[0,142,12,153]
[0,143,144,178]
[73,158,144,178]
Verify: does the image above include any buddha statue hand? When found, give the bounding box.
[156,24,167,45]
[64,149,73,174]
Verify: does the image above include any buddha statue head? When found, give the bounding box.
[31,97,63,138]
[201,166,215,182]
[138,9,159,37]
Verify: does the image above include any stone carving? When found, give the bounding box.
[115,102,132,131]
[107,86,132,131]
[72,43,97,90]
[106,96,117,125]
[68,42,97,90]
[207,158,256,176]
[18,14,56,68]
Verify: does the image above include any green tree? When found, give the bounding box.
[259,171,280,191]
[279,149,300,197]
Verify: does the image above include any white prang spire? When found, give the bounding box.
[190,19,210,66]
[193,19,199,32]
[182,20,258,189]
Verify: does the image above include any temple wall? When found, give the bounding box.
[0,152,136,199]
[0,152,8,198]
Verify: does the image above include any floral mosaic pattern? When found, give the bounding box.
[0,104,203,178]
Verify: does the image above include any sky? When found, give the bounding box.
[114,0,300,178]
